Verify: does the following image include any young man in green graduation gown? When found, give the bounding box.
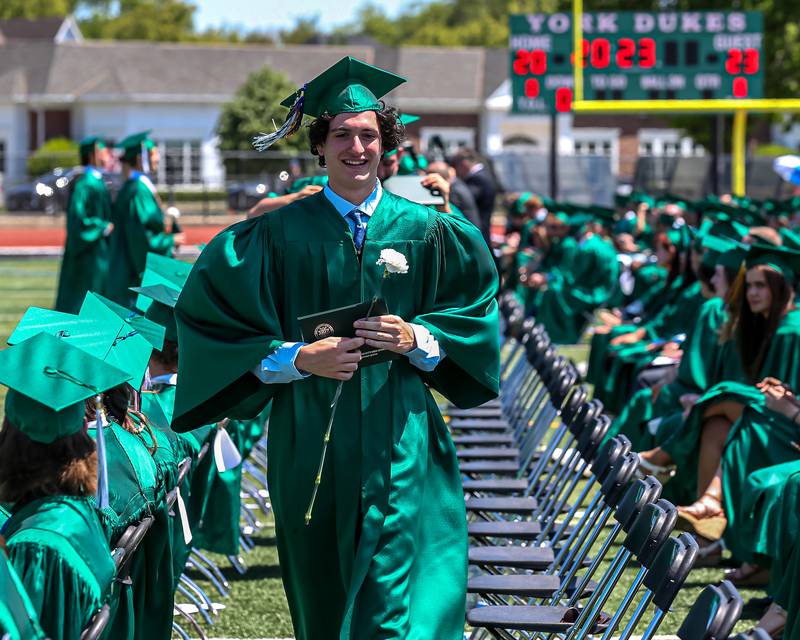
[171,57,500,640]
[55,136,114,313]
[105,131,184,307]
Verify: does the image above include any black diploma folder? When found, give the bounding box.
[298,298,399,367]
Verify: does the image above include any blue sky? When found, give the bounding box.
[192,0,416,32]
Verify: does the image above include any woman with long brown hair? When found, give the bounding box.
[639,245,800,544]
[0,333,130,640]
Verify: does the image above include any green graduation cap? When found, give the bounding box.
[80,292,165,351]
[79,135,106,157]
[745,243,800,284]
[9,307,117,356]
[666,223,692,252]
[701,234,739,268]
[130,283,181,342]
[511,192,533,217]
[0,333,131,444]
[117,130,155,164]
[717,244,748,271]
[79,293,155,389]
[254,56,406,151]
[136,253,192,312]
[591,206,617,229]
[399,113,420,126]
[780,228,800,251]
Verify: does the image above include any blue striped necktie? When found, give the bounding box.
[347,208,366,251]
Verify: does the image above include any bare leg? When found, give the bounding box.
[639,447,673,467]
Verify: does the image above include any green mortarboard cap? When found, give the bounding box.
[78,293,154,389]
[513,192,533,216]
[255,57,406,151]
[707,214,749,241]
[9,308,117,356]
[382,148,398,159]
[745,244,800,285]
[131,284,181,342]
[280,56,405,119]
[592,206,617,228]
[136,253,191,312]
[80,292,165,351]
[666,224,692,252]
[116,130,154,163]
[567,212,592,231]
[79,135,106,156]
[399,113,420,126]
[717,244,748,271]
[1,333,131,443]
[539,196,555,210]
[702,234,739,256]
[780,228,800,251]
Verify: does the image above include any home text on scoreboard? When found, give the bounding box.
[509,11,764,114]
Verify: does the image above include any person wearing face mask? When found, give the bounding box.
[169,57,500,640]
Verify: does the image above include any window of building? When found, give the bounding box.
[155,140,202,186]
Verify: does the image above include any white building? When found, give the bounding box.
[0,17,701,190]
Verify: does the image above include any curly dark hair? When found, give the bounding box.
[308,106,405,168]
[0,418,97,504]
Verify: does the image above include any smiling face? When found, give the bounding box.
[317,111,382,198]
[745,265,774,315]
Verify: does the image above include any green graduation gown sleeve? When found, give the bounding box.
[1,497,114,640]
[105,175,175,306]
[55,169,113,313]
[0,548,46,640]
[172,190,499,640]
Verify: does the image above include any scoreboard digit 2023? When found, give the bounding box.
[509,11,764,114]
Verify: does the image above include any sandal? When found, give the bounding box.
[725,562,771,588]
[636,453,676,483]
[755,602,787,638]
[676,493,727,541]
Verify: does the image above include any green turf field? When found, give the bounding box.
[0,256,767,638]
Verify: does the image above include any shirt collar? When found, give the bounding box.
[149,373,178,386]
[323,180,382,218]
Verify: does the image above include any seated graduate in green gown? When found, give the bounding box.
[0,537,46,640]
[105,131,184,307]
[0,333,131,640]
[171,57,500,640]
[607,239,745,453]
[55,137,114,314]
[638,245,800,541]
[529,207,620,345]
[587,221,690,388]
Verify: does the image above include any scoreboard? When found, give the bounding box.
[510,12,764,114]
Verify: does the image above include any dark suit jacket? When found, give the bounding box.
[449,178,481,229]
[464,167,497,243]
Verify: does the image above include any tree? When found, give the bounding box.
[0,0,71,19]
[79,0,196,41]
[216,66,310,176]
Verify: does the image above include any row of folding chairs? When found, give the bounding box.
[448,292,754,639]
[81,429,272,640]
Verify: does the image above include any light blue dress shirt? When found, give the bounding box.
[252,180,444,383]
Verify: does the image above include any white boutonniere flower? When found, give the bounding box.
[377,248,409,275]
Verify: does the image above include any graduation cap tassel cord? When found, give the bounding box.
[304,380,343,525]
[253,86,306,152]
[94,394,110,510]
[42,366,110,508]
